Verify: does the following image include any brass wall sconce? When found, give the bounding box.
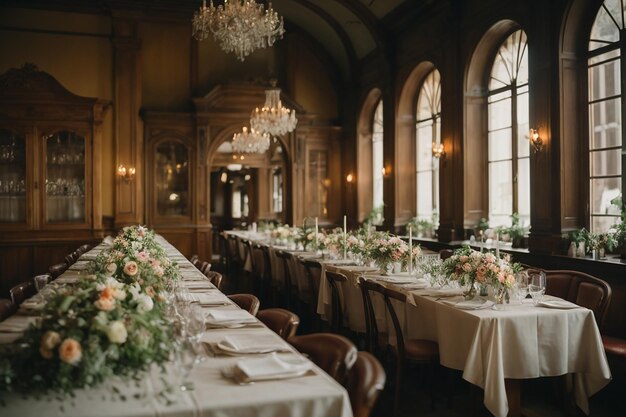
[381,166,392,178]
[117,164,136,182]
[346,173,354,183]
[529,128,543,153]
[432,142,445,159]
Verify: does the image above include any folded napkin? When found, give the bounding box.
[232,353,312,382]
[0,315,38,333]
[206,309,257,325]
[102,235,114,246]
[322,259,357,265]
[182,281,215,290]
[537,298,580,309]
[441,297,495,310]
[217,334,288,354]
[341,266,379,272]
[414,287,463,297]
[191,293,229,306]
[68,260,90,271]
[366,274,419,284]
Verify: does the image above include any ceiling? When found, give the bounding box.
[0,0,421,77]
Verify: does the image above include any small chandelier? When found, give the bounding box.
[250,82,297,136]
[192,0,285,62]
[232,126,271,154]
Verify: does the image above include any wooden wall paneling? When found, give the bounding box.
[0,246,33,297]
[113,16,143,228]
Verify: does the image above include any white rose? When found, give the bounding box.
[106,263,117,274]
[106,321,128,344]
[136,294,154,313]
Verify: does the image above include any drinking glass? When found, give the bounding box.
[34,274,49,292]
[175,339,197,391]
[528,271,546,305]
[513,271,529,304]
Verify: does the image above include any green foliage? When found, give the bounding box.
[365,204,384,226]
[406,213,439,238]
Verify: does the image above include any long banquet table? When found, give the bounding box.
[226,230,612,417]
[0,236,353,417]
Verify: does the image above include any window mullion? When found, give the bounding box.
[511,85,519,216]
[621,32,626,202]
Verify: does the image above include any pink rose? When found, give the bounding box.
[462,262,473,273]
[59,338,82,365]
[123,261,138,276]
[137,251,149,263]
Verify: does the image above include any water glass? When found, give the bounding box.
[175,339,197,391]
[34,274,50,292]
[528,271,546,305]
[514,271,529,304]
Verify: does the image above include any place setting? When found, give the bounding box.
[205,308,262,329]
[206,333,291,356]
[221,352,314,385]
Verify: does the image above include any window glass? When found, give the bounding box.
[372,100,384,209]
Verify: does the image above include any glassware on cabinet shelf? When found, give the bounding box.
[156,141,189,217]
[0,129,26,223]
[45,131,86,223]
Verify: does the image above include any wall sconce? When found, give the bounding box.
[432,142,445,159]
[381,165,392,178]
[529,128,543,153]
[117,164,136,182]
[346,173,354,183]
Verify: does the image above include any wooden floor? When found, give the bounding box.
[370,364,623,417]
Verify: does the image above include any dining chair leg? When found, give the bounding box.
[393,355,403,417]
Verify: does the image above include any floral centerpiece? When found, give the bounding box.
[441,246,522,301]
[0,225,180,400]
[271,224,296,245]
[366,234,409,274]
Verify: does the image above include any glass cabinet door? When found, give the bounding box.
[0,129,26,223]
[307,149,329,218]
[44,131,85,223]
[156,141,189,217]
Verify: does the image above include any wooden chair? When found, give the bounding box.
[49,262,68,279]
[189,254,199,265]
[257,308,299,340]
[602,335,626,377]
[64,252,78,266]
[346,351,386,417]
[439,249,453,260]
[228,293,260,316]
[288,333,357,383]
[358,277,385,355]
[274,250,293,308]
[543,270,612,327]
[300,258,323,331]
[250,243,266,296]
[199,261,212,275]
[77,243,92,254]
[367,280,439,416]
[326,270,348,333]
[0,298,16,321]
[259,244,273,305]
[9,281,36,306]
[204,270,223,291]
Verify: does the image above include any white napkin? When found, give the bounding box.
[235,353,311,381]
[538,299,580,309]
[102,235,114,246]
[322,259,356,265]
[441,297,495,310]
[191,293,229,306]
[218,334,287,354]
[366,274,419,284]
[183,281,215,289]
[0,316,37,333]
[206,309,257,324]
[341,266,379,272]
[414,288,463,297]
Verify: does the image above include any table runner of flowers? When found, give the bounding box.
[0,225,180,399]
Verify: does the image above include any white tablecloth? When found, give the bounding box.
[1,235,353,417]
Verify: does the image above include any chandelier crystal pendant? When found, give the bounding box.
[192,0,285,62]
[250,83,298,136]
[232,126,271,154]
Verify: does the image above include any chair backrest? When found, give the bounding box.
[288,333,357,384]
[275,250,291,292]
[544,270,612,327]
[226,235,240,263]
[345,351,386,417]
[204,270,223,291]
[301,259,322,309]
[49,262,68,279]
[326,270,348,332]
[257,308,300,339]
[199,261,212,275]
[250,243,265,279]
[227,293,260,316]
[64,252,77,266]
[259,244,272,283]
[439,249,454,260]
[10,281,35,306]
[77,244,92,254]
[366,280,407,358]
[358,277,381,353]
[0,298,16,321]
[189,254,199,265]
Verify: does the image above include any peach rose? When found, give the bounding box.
[123,261,138,276]
[94,297,115,311]
[59,338,82,365]
[136,251,150,263]
[41,331,61,350]
[39,345,53,359]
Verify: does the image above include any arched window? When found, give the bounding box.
[588,0,623,232]
[487,29,530,228]
[372,100,384,209]
[415,69,441,220]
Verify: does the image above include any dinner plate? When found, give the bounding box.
[537,300,580,309]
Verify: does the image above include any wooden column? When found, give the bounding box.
[112,16,143,227]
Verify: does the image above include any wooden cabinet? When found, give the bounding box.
[0,64,109,295]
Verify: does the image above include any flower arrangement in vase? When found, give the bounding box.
[441,246,522,301]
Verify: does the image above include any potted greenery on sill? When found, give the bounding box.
[406,213,439,239]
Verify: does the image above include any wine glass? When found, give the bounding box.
[528,271,546,305]
[513,271,529,304]
[175,339,197,392]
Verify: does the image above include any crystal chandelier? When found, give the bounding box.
[250,83,297,136]
[232,126,271,154]
[192,0,285,62]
